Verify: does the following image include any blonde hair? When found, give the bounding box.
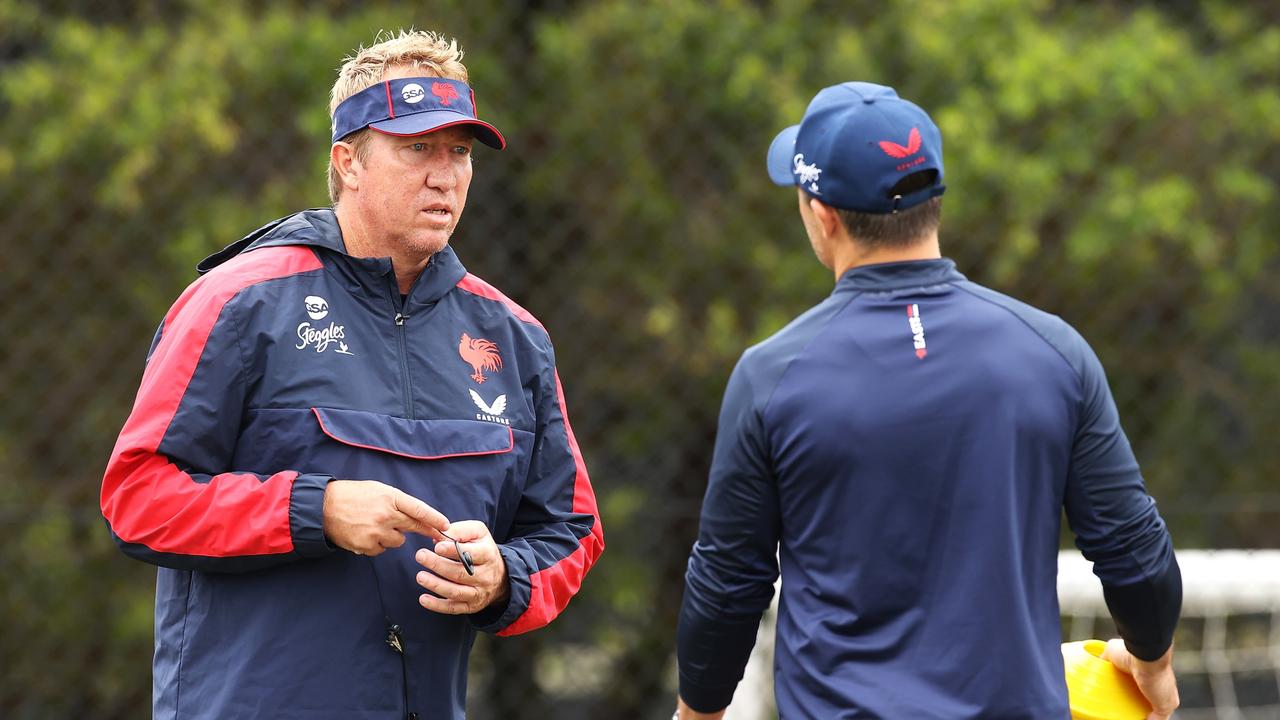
[327,29,470,204]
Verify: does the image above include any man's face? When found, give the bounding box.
[797,188,833,270]
[351,125,475,259]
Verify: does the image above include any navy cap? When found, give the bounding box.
[331,76,506,149]
[766,82,944,213]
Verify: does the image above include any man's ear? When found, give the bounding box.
[331,142,361,194]
[809,197,843,241]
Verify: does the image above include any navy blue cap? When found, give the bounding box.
[766,82,944,213]
[331,76,505,149]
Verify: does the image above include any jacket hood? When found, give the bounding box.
[197,208,345,275]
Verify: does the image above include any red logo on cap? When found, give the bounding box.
[879,127,922,158]
[432,82,460,106]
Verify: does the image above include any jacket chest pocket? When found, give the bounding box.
[310,407,533,539]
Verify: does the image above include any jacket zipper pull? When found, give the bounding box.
[394,312,409,327]
[386,623,404,654]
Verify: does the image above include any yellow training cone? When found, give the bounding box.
[1062,640,1152,720]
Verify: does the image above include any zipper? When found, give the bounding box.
[385,622,413,719]
[389,286,414,420]
[366,559,416,720]
[382,288,417,720]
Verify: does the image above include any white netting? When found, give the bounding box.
[725,550,1280,719]
[1061,550,1280,720]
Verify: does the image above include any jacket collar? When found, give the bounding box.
[197,208,467,307]
[835,258,965,292]
[196,208,345,272]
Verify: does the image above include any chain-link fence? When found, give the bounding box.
[2,1,1279,718]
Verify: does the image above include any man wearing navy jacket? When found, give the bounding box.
[675,82,1180,719]
[101,30,602,720]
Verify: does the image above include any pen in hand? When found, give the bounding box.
[437,529,475,576]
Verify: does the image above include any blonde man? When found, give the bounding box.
[102,30,603,720]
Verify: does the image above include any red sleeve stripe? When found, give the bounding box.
[499,369,604,636]
[101,247,323,557]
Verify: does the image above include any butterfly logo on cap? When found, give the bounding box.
[879,128,922,159]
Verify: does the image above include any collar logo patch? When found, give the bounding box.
[402,83,426,104]
[469,389,510,425]
[907,303,927,359]
[459,332,502,383]
[432,81,459,106]
[296,295,353,355]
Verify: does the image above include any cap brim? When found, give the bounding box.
[766,125,800,186]
[370,111,506,150]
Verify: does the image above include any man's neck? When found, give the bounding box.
[335,205,432,295]
[830,233,941,280]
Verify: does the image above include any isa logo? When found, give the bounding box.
[402,83,425,104]
[296,296,354,356]
[304,295,329,320]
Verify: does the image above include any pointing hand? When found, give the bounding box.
[322,480,449,556]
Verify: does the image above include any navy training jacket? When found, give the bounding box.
[677,259,1180,719]
[101,208,603,720]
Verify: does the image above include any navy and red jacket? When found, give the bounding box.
[101,208,603,720]
[677,259,1180,719]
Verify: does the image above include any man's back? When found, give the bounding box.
[682,258,1172,719]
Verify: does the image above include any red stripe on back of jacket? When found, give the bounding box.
[101,246,323,557]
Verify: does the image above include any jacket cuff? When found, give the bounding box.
[1103,552,1182,661]
[471,543,532,633]
[677,679,736,715]
[289,473,335,558]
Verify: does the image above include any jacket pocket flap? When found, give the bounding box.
[312,407,513,459]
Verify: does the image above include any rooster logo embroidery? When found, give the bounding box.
[879,127,922,158]
[432,82,459,106]
[459,332,502,383]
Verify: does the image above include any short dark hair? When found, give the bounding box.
[833,170,942,248]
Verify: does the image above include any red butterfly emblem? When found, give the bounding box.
[432,82,460,106]
[879,127,922,158]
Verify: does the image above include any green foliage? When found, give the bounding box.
[0,479,154,717]
[1,0,1277,717]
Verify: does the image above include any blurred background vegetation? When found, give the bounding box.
[1,0,1277,717]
